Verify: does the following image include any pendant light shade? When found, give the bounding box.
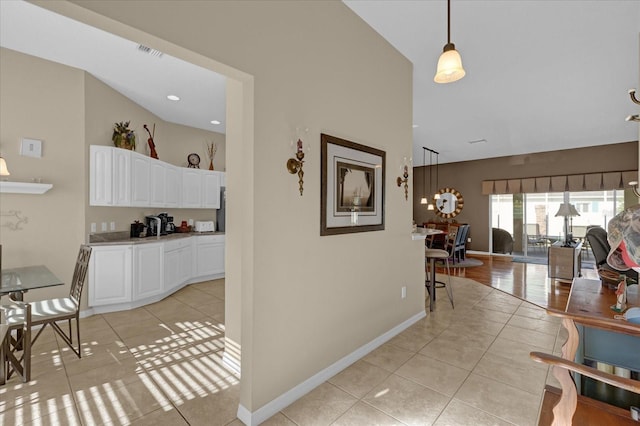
[434,44,465,83]
[434,0,466,84]
[0,157,10,176]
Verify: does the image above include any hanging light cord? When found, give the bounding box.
[447,0,451,45]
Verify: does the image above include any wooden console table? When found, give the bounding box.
[531,278,640,425]
[548,241,582,282]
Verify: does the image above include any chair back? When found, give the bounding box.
[585,227,609,267]
[445,226,459,251]
[69,245,92,305]
[526,223,540,237]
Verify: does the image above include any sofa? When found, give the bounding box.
[492,227,514,254]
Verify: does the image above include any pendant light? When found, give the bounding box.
[433,150,440,200]
[427,150,435,210]
[0,156,10,176]
[420,147,428,204]
[434,0,466,84]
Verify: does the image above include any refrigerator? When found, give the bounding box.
[217,187,226,232]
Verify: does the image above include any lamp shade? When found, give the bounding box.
[420,197,428,204]
[0,157,10,176]
[434,44,466,83]
[555,203,580,217]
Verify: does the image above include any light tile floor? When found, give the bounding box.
[0,276,564,425]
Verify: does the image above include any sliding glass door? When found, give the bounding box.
[490,190,625,257]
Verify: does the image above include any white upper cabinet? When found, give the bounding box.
[90,145,222,209]
[203,171,221,209]
[182,168,220,209]
[112,148,131,206]
[90,145,113,206]
[149,158,166,207]
[90,145,131,206]
[182,168,203,208]
[130,152,151,207]
[165,164,181,207]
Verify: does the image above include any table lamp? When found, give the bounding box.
[555,203,580,246]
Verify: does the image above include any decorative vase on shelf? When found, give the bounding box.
[209,159,214,171]
[112,121,136,150]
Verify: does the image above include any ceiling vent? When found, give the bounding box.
[137,44,163,58]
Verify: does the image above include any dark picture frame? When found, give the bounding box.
[321,133,385,236]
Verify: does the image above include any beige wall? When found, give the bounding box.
[0,47,86,303]
[29,0,421,420]
[413,141,639,251]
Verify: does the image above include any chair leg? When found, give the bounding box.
[0,334,6,385]
[444,258,454,309]
[50,320,81,359]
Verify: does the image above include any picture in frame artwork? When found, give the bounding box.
[320,133,385,236]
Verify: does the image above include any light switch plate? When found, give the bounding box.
[20,138,43,158]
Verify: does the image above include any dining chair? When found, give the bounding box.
[1,301,32,383]
[425,223,437,248]
[4,245,91,360]
[443,225,459,263]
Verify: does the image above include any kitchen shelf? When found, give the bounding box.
[0,181,53,194]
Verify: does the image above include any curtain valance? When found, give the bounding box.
[482,170,638,195]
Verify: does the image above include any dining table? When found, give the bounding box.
[1,265,64,360]
[1,265,64,301]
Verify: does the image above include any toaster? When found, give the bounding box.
[194,220,215,233]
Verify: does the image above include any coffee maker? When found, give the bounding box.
[165,214,176,233]
[145,215,166,236]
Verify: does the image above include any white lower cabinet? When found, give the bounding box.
[89,245,133,306]
[133,243,164,299]
[89,235,223,310]
[195,235,225,276]
[164,238,192,293]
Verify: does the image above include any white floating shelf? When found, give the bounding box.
[0,181,53,194]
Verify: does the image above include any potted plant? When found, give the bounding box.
[112,121,136,150]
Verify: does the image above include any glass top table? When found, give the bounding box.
[1,265,64,299]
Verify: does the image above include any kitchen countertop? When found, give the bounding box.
[89,231,225,246]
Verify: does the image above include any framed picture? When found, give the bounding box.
[321,133,385,235]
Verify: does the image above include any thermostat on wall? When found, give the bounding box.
[20,138,43,158]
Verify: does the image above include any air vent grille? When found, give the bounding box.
[137,44,163,58]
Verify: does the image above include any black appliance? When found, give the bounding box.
[166,215,176,233]
[145,215,167,236]
[217,187,226,232]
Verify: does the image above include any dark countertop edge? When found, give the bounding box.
[88,231,225,246]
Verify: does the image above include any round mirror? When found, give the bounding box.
[435,187,464,218]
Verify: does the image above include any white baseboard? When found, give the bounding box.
[236,309,427,426]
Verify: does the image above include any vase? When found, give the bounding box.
[209,159,214,170]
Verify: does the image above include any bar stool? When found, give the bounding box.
[424,248,454,311]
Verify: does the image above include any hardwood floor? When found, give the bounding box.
[444,253,599,311]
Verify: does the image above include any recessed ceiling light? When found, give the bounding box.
[412,124,419,128]
[167,95,180,101]
[210,120,221,125]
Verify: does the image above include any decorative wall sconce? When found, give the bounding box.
[629,181,640,198]
[286,127,309,196]
[396,158,411,200]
